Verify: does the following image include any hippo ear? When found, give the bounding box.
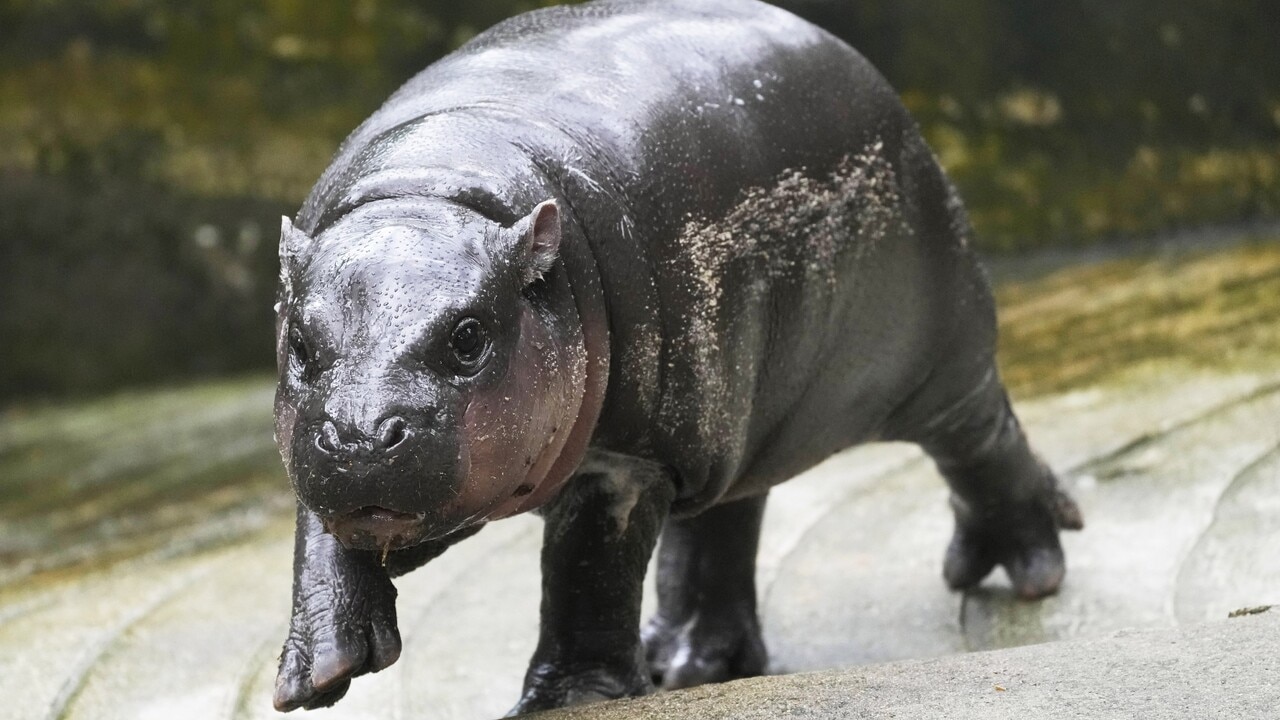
[278,216,309,299]
[512,199,561,285]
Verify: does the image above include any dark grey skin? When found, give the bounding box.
[272,0,1084,714]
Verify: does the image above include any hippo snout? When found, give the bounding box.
[288,400,474,538]
[315,415,410,459]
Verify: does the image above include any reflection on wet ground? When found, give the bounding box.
[0,379,289,587]
[1,239,1278,719]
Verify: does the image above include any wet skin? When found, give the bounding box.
[272,0,1083,713]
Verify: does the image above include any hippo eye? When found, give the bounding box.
[449,317,489,370]
[288,326,315,377]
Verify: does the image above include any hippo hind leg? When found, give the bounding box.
[642,493,769,690]
[899,367,1084,599]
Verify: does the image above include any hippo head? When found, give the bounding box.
[273,198,589,553]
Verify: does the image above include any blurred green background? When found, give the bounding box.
[2,0,1277,400]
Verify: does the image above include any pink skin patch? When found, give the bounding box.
[458,305,588,522]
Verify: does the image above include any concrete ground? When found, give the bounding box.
[533,609,1279,720]
[2,239,1279,719]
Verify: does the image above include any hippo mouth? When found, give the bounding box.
[322,506,431,555]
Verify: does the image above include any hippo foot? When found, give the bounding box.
[943,486,1084,600]
[642,604,768,690]
[507,651,653,716]
[273,562,401,711]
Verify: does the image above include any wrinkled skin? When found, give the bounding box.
[272,0,1083,714]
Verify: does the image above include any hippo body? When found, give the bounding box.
[273,0,1082,713]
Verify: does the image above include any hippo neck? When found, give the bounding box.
[503,196,612,516]
[298,110,564,236]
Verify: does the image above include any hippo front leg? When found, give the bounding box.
[274,505,401,711]
[509,456,677,715]
[274,506,479,711]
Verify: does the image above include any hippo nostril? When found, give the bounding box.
[317,420,342,455]
[376,416,408,451]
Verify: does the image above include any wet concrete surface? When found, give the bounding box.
[530,609,1280,720]
[2,241,1279,719]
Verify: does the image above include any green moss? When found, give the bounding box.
[997,239,1280,397]
[0,374,289,585]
